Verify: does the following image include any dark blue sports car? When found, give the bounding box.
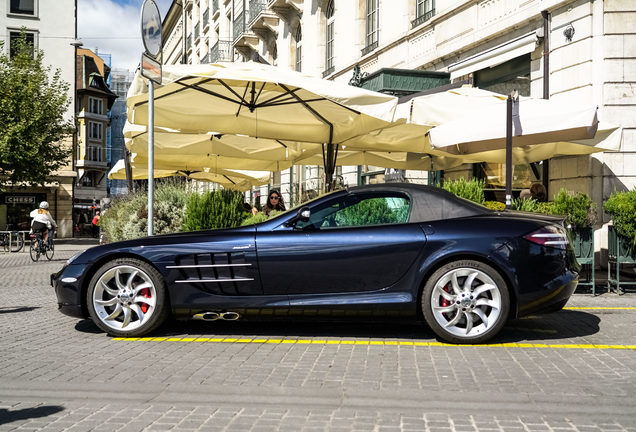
[52,184,579,344]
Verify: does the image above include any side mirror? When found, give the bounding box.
[285,206,310,227]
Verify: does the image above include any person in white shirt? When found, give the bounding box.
[30,201,57,246]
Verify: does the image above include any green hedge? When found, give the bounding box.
[441,178,486,205]
[182,189,248,231]
[603,188,636,246]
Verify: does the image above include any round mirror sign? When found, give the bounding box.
[141,0,162,58]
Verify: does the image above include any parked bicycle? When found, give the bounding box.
[30,231,54,262]
[0,225,25,253]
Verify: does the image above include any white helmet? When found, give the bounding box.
[39,201,49,209]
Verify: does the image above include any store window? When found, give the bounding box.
[477,161,544,201]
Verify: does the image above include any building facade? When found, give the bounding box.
[160,0,635,255]
[74,48,117,227]
[109,68,136,196]
[0,0,77,237]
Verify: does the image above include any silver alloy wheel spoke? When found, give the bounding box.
[130,304,145,322]
[115,269,125,290]
[101,281,118,296]
[476,298,498,309]
[122,307,132,328]
[434,285,456,302]
[450,272,462,295]
[433,304,457,313]
[463,272,478,291]
[445,310,463,327]
[464,311,474,334]
[134,295,155,308]
[126,270,139,289]
[105,304,123,321]
[96,297,118,307]
[473,307,488,327]
[132,282,152,296]
[473,283,496,297]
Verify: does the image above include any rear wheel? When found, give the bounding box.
[11,234,25,253]
[422,260,510,344]
[87,258,170,337]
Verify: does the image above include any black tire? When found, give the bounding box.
[11,234,25,253]
[45,242,54,260]
[422,260,510,344]
[29,241,40,262]
[87,258,170,337]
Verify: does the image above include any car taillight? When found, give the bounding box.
[523,225,569,249]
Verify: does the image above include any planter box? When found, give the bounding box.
[572,227,595,294]
[607,225,636,294]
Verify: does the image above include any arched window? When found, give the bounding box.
[325,0,335,75]
[295,25,302,72]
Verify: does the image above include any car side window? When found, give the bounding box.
[295,194,410,230]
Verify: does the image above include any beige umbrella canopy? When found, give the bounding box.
[124,122,322,172]
[108,159,270,192]
[126,62,398,187]
[427,96,600,155]
[459,123,622,165]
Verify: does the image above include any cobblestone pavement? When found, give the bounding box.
[1,246,635,431]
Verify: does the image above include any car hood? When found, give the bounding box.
[70,225,256,265]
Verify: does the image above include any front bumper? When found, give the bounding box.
[51,263,88,319]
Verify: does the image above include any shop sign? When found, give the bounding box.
[5,196,36,204]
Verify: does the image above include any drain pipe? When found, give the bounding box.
[541,10,550,191]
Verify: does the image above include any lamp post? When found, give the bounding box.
[70,33,83,237]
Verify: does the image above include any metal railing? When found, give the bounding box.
[361,41,378,56]
[210,39,233,63]
[0,231,30,254]
[249,0,267,25]
[411,8,435,28]
[233,11,246,42]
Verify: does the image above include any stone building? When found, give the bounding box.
[159,0,634,255]
[0,0,77,237]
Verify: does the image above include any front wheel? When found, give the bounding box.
[29,240,40,262]
[87,258,170,337]
[422,260,510,344]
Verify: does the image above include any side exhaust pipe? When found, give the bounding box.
[192,311,241,321]
[193,312,220,321]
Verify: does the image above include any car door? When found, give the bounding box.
[256,191,427,296]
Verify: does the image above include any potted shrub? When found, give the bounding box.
[549,189,598,294]
[603,188,636,293]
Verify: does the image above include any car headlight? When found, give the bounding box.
[66,250,85,266]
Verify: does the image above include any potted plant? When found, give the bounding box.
[549,189,598,294]
[603,188,636,293]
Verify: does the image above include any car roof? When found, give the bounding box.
[348,183,491,223]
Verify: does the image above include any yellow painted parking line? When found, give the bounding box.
[564,307,636,310]
[112,337,636,349]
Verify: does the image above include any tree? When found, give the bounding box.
[0,29,74,191]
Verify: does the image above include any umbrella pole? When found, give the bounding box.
[148,80,154,236]
[323,143,337,192]
[505,94,513,210]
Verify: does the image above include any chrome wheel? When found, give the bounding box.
[92,265,157,332]
[423,261,509,344]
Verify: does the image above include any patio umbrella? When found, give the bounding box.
[124,122,322,172]
[427,97,599,155]
[108,159,270,192]
[126,62,398,188]
[458,123,622,165]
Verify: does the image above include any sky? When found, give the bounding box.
[78,0,173,71]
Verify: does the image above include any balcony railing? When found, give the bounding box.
[233,11,246,42]
[361,41,378,56]
[249,0,267,25]
[322,66,335,78]
[411,8,435,28]
[194,22,200,40]
[187,34,192,50]
[210,39,233,63]
[203,8,209,26]
[212,0,219,15]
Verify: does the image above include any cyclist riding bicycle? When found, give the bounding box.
[30,201,57,247]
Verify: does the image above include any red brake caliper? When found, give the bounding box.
[140,288,150,313]
[441,282,451,318]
